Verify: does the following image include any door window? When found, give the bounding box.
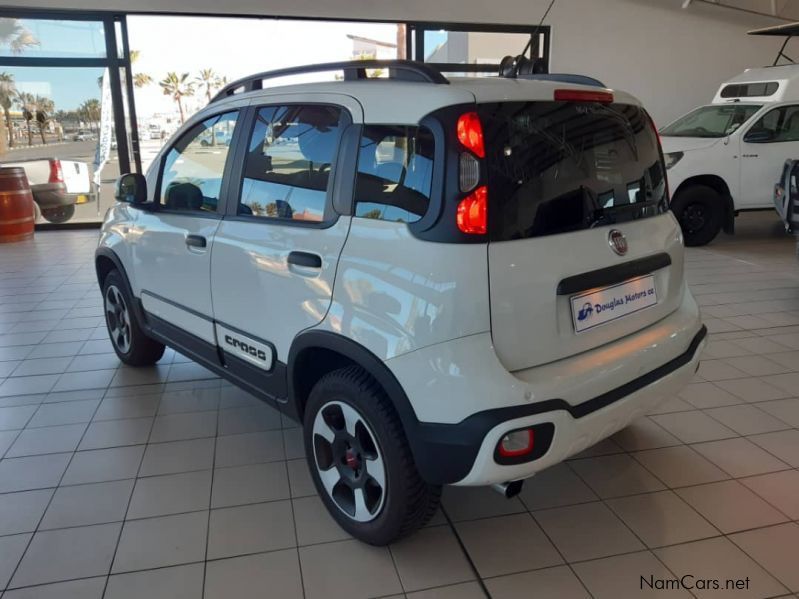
[239,105,343,222]
[744,105,799,143]
[159,111,239,213]
[354,125,435,223]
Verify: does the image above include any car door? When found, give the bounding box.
[210,95,362,397]
[133,110,240,355]
[739,104,799,209]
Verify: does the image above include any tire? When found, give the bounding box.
[41,204,76,224]
[304,366,441,545]
[670,185,724,247]
[32,201,41,223]
[102,269,165,366]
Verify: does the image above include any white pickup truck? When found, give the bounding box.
[1,157,97,223]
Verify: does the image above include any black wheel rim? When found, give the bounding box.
[104,284,132,354]
[312,401,386,522]
[680,203,706,234]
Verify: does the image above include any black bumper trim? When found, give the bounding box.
[557,253,672,296]
[409,325,706,483]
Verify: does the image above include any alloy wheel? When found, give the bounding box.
[105,284,132,354]
[312,400,386,522]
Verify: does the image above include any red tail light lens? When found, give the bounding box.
[554,89,614,103]
[48,159,64,184]
[497,429,534,458]
[456,112,485,158]
[456,185,487,235]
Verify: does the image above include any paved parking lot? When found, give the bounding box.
[0,214,797,598]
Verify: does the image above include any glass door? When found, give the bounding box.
[0,11,139,226]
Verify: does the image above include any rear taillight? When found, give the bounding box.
[554,89,614,103]
[48,159,64,184]
[456,185,487,235]
[456,112,485,158]
[456,112,487,234]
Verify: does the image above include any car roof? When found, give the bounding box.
[206,76,640,124]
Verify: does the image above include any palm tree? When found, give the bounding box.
[16,91,34,146]
[79,99,101,133]
[130,50,153,89]
[0,72,16,148]
[0,18,39,54]
[34,95,54,145]
[195,68,222,104]
[159,72,194,124]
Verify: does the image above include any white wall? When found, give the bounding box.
[19,0,797,122]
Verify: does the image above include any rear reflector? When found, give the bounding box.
[48,159,64,184]
[456,185,487,235]
[497,429,534,458]
[459,152,480,192]
[456,112,485,158]
[554,89,614,103]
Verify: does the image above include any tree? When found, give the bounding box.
[0,72,16,148]
[78,98,101,133]
[16,91,35,146]
[34,95,54,145]
[130,50,153,89]
[159,72,194,124]
[0,18,39,54]
[195,68,222,104]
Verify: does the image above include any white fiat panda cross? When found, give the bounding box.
[97,60,705,545]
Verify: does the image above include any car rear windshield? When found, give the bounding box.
[479,101,668,241]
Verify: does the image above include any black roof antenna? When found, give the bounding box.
[499,0,556,78]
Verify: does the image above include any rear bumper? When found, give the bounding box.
[388,288,705,485]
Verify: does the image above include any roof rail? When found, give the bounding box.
[518,73,607,88]
[211,60,449,103]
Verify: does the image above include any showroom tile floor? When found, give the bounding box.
[0,215,797,598]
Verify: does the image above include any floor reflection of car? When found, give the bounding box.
[2,157,98,223]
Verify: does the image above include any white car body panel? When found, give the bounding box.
[142,291,216,344]
[315,218,490,360]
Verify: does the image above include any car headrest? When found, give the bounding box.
[164,182,203,211]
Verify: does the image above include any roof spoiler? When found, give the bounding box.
[517,73,606,88]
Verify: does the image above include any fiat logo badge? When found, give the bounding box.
[608,230,628,256]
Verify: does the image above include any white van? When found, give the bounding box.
[661,64,799,245]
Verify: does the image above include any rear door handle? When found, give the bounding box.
[186,234,207,248]
[287,251,322,268]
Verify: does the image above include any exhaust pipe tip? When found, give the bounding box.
[491,480,524,499]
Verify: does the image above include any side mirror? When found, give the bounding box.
[744,129,774,143]
[115,173,147,204]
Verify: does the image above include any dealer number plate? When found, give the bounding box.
[571,275,657,333]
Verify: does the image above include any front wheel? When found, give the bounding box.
[102,269,165,366]
[304,366,441,545]
[670,185,724,247]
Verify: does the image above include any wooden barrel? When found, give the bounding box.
[0,167,35,243]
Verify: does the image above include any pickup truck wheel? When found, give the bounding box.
[304,366,441,545]
[32,202,41,223]
[41,204,75,224]
[102,270,165,366]
[670,185,723,247]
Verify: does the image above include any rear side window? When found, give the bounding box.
[720,82,779,98]
[354,125,435,223]
[479,101,668,241]
[239,105,343,222]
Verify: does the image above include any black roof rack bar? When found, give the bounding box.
[211,59,449,103]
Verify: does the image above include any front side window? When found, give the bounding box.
[159,111,238,213]
[660,104,762,138]
[744,105,799,143]
[480,101,668,241]
[239,105,343,222]
[354,125,435,223]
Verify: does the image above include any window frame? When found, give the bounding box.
[743,104,799,144]
[153,109,242,219]
[223,102,353,229]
